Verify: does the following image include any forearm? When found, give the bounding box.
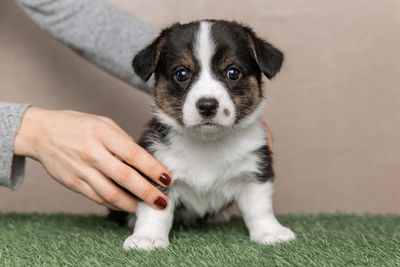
[13,0,158,93]
[0,102,31,190]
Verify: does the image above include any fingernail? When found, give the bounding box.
[154,196,168,209]
[159,173,171,186]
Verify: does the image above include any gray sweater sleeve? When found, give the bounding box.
[13,0,158,92]
[1,0,158,190]
[0,103,30,190]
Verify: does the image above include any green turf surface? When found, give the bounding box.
[1,214,400,266]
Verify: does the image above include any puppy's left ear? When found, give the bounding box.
[132,32,167,81]
[245,28,284,79]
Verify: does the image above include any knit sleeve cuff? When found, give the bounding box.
[0,102,31,190]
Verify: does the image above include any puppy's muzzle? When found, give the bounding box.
[196,98,219,118]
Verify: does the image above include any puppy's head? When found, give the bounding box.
[133,20,283,131]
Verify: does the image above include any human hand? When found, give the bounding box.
[14,107,172,212]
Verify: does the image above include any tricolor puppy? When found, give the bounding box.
[121,20,295,251]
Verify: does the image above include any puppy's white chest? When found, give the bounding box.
[152,122,267,215]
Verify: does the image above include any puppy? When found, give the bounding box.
[120,20,295,251]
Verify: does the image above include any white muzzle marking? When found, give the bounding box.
[182,21,236,127]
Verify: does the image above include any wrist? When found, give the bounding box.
[14,106,47,158]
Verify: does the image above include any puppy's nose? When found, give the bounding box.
[196,98,219,118]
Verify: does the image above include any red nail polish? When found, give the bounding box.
[159,173,171,186]
[154,197,168,209]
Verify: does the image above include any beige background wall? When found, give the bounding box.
[1,0,399,214]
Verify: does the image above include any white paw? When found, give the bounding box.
[123,235,170,251]
[251,226,295,245]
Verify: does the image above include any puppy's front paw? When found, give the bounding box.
[123,235,169,251]
[251,226,295,245]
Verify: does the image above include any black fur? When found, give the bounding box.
[132,34,166,81]
[107,209,129,226]
[138,117,171,154]
[245,27,284,79]
[254,145,274,182]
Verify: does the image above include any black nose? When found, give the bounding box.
[196,98,219,118]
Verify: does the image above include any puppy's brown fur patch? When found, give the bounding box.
[154,37,167,66]
[181,49,196,70]
[155,75,181,119]
[247,34,258,66]
[219,51,235,71]
[231,75,261,121]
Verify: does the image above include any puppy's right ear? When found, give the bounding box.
[132,33,167,81]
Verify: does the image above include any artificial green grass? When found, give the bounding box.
[1,214,400,266]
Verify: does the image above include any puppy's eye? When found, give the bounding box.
[226,67,241,80]
[175,69,189,82]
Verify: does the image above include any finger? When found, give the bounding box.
[74,178,124,211]
[59,163,125,211]
[91,149,168,210]
[63,175,121,210]
[68,178,103,203]
[100,129,172,187]
[262,121,274,153]
[82,168,138,212]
